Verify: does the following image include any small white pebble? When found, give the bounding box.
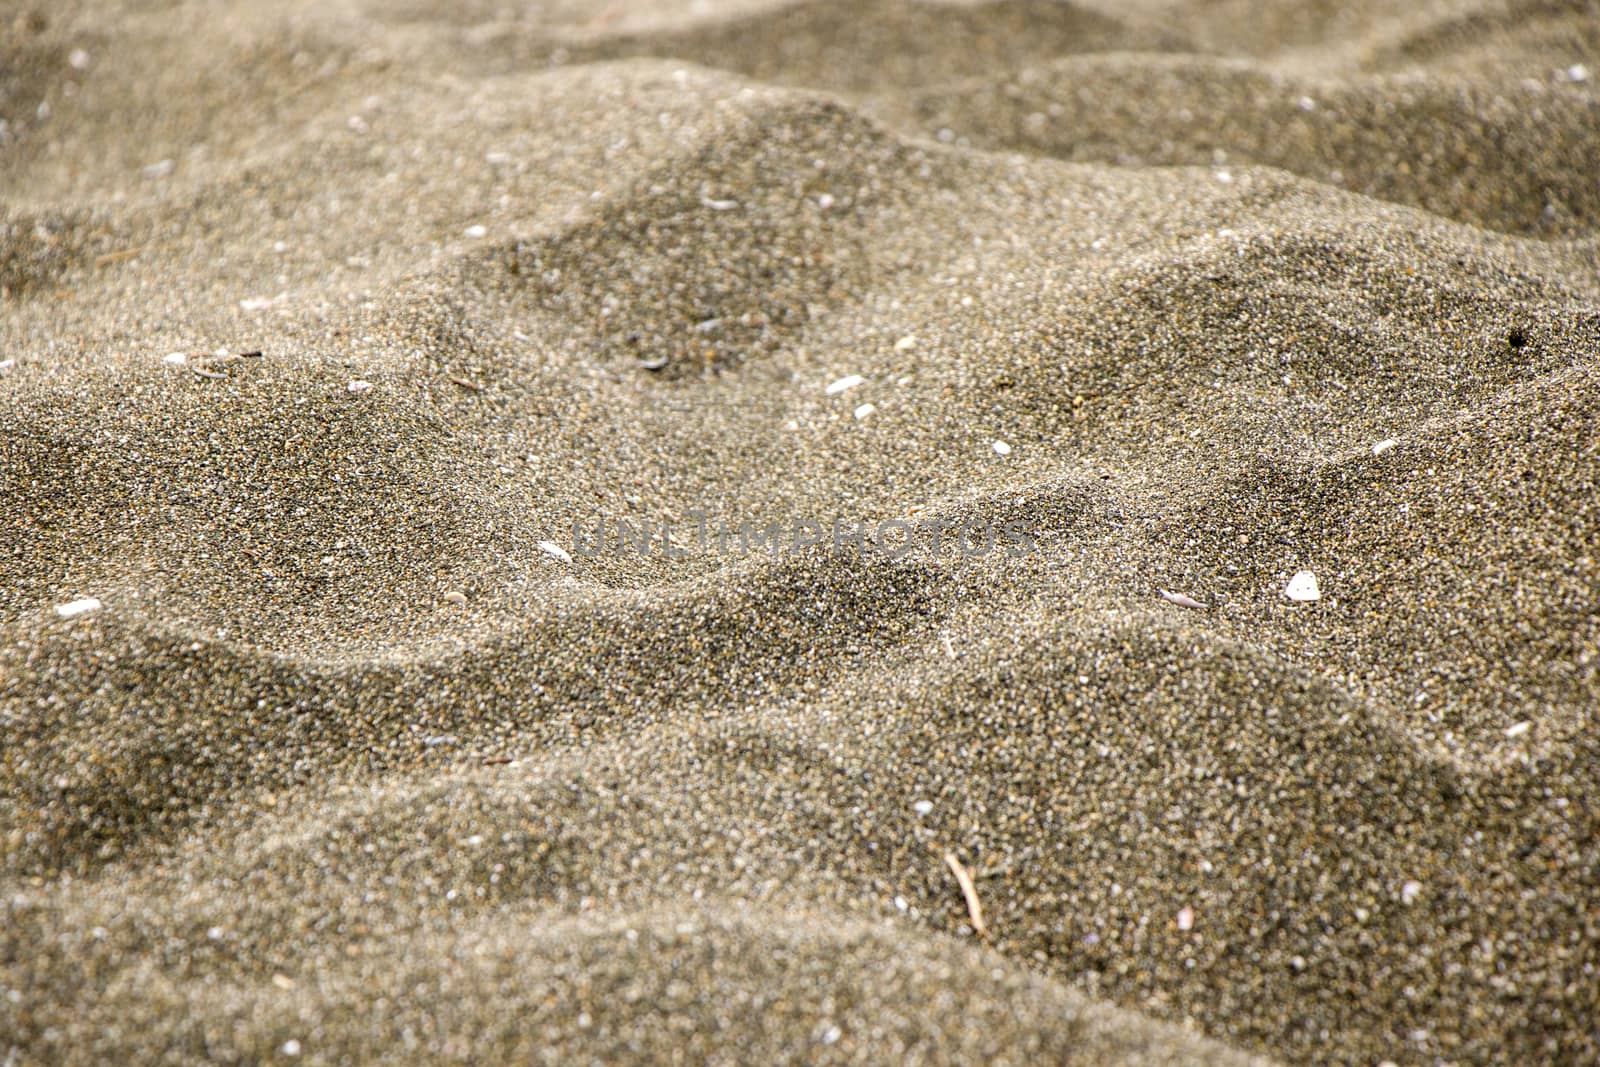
[1159,589,1205,610]
[347,380,373,394]
[1401,880,1423,905]
[1176,906,1195,931]
[894,334,917,352]
[443,591,468,607]
[142,159,175,180]
[68,49,92,71]
[537,540,573,564]
[162,352,187,365]
[1504,721,1532,739]
[281,1039,302,1057]
[1215,170,1233,184]
[700,197,739,211]
[1297,96,1317,112]
[1372,439,1397,456]
[464,224,487,238]
[853,403,876,420]
[825,374,865,396]
[912,800,934,816]
[239,296,276,311]
[0,358,15,373]
[992,440,1012,456]
[486,151,512,165]
[1565,63,1589,83]
[54,598,103,619]
[207,926,225,941]
[816,193,835,209]
[1285,570,1320,602]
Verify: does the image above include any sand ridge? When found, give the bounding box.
[3,0,1599,1063]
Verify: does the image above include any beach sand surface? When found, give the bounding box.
[3,0,1599,1063]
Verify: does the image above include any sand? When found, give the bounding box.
[2,0,1598,1063]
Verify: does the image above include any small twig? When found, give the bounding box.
[481,756,513,766]
[190,365,228,380]
[93,246,145,268]
[943,851,988,939]
[449,375,483,392]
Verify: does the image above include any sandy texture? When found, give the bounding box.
[3,0,1599,1063]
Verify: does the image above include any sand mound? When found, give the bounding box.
[485,0,1192,93]
[880,58,1600,234]
[4,1,1598,1064]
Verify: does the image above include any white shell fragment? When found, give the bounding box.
[1159,589,1205,609]
[163,352,188,365]
[912,800,934,816]
[825,374,865,396]
[894,335,917,352]
[1176,906,1195,931]
[537,540,573,564]
[700,197,739,211]
[853,403,876,420]
[347,380,373,394]
[464,224,487,238]
[992,440,1012,456]
[443,591,468,607]
[1401,880,1423,906]
[55,597,104,619]
[1504,721,1532,739]
[1372,439,1397,456]
[1285,570,1321,602]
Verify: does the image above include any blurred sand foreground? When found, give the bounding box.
[3,1,1598,1063]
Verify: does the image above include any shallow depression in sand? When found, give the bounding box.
[2,1,1598,1064]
